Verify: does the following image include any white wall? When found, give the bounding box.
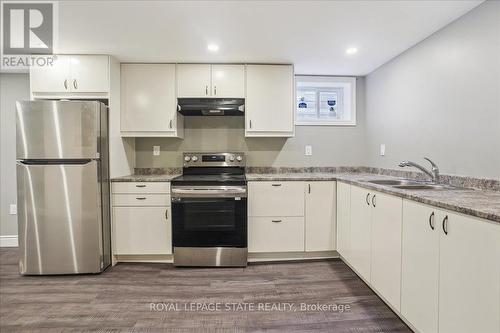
[0,74,29,236]
[364,1,500,179]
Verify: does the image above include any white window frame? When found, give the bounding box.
[295,75,356,126]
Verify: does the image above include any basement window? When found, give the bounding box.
[296,76,356,126]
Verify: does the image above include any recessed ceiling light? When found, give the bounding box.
[207,44,219,52]
[345,47,358,55]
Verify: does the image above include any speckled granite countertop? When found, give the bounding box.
[111,174,181,182]
[247,173,500,223]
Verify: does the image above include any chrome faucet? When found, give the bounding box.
[398,157,440,183]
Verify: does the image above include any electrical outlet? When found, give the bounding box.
[305,145,312,156]
[153,146,160,156]
[9,204,17,215]
[380,144,386,156]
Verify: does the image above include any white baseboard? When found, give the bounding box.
[0,235,18,247]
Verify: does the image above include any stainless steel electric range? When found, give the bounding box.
[171,152,247,267]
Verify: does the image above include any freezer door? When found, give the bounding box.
[16,100,100,159]
[17,160,104,274]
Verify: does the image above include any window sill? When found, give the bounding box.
[295,121,356,127]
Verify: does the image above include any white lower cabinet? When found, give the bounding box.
[248,180,337,254]
[349,185,373,280]
[370,192,402,311]
[401,200,440,333]
[113,206,172,255]
[438,211,500,333]
[248,181,305,217]
[112,182,172,256]
[249,217,305,252]
[305,181,336,251]
[336,182,351,260]
[400,200,500,333]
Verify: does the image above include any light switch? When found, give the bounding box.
[9,204,17,215]
[153,146,160,156]
[380,144,386,156]
[305,145,312,156]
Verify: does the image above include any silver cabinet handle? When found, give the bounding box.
[205,85,208,95]
[271,184,282,187]
[214,85,217,95]
[429,211,435,230]
[64,79,68,90]
[136,197,146,200]
[165,209,168,220]
[366,193,371,205]
[442,215,448,235]
[135,184,146,188]
[249,120,252,129]
[169,119,173,129]
[271,220,282,223]
[73,79,77,89]
[308,184,311,194]
[372,194,376,207]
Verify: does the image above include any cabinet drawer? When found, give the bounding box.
[112,182,170,194]
[249,217,305,253]
[248,181,304,216]
[113,194,170,206]
[113,206,171,255]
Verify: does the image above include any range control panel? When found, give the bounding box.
[183,152,245,167]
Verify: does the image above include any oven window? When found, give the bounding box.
[182,199,237,231]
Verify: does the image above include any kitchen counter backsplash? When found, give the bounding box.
[134,167,182,175]
[245,166,500,192]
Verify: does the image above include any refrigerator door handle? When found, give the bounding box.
[17,159,93,165]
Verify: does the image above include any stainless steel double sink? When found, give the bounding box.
[366,179,459,190]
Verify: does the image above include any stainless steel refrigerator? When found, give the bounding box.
[16,100,111,275]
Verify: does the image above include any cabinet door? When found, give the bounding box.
[177,64,211,97]
[438,212,500,333]
[70,55,109,92]
[305,182,336,251]
[336,182,351,259]
[211,65,245,98]
[401,200,440,333]
[249,217,304,252]
[121,64,177,133]
[30,55,71,93]
[245,65,294,136]
[370,191,403,311]
[248,181,304,217]
[349,185,372,281]
[113,206,172,255]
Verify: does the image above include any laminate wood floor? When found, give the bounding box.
[0,248,411,332]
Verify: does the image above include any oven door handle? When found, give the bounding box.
[171,186,247,198]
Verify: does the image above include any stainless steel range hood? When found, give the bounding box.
[177,98,245,116]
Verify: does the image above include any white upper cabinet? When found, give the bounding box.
[305,181,336,252]
[245,64,294,137]
[31,55,109,95]
[121,64,183,137]
[211,65,245,98]
[176,64,212,97]
[69,55,109,93]
[31,55,71,93]
[177,64,245,98]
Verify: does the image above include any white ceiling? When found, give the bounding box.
[56,0,484,75]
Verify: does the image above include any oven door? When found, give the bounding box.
[171,186,247,248]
